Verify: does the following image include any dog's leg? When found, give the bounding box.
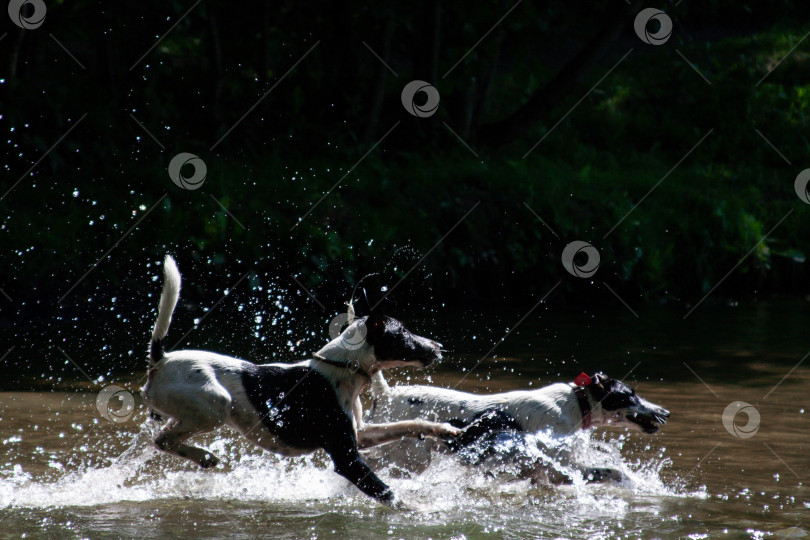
[324,442,395,505]
[356,420,461,449]
[147,373,231,468]
[153,419,221,468]
[315,403,396,505]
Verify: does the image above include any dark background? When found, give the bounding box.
[2,0,809,387]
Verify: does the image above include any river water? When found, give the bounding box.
[1,298,808,538]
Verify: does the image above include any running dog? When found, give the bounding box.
[366,371,669,483]
[142,256,461,505]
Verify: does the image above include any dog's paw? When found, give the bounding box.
[377,490,405,510]
[198,453,220,469]
[433,423,463,439]
[385,494,427,512]
[389,495,409,511]
[431,423,464,451]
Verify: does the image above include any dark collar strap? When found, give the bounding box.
[572,385,592,429]
[313,353,371,380]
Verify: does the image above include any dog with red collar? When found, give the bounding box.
[367,371,669,483]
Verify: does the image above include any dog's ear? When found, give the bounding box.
[365,289,398,345]
[590,372,609,399]
[350,273,385,317]
[346,299,356,321]
[592,372,608,385]
[351,288,373,318]
[364,308,386,346]
[364,283,396,321]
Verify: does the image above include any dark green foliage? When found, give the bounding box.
[2,1,809,311]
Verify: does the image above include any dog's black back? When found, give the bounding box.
[242,364,350,450]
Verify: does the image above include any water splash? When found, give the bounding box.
[0,420,698,514]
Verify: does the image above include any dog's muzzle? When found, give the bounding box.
[627,400,670,434]
[416,339,442,367]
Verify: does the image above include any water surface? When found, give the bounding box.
[1,299,808,538]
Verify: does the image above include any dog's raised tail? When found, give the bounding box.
[150,255,181,362]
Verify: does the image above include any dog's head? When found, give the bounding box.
[319,286,442,373]
[583,372,670,433]
[362,311,442,368]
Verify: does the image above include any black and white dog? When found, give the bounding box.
[142,256,461,504]
[367,371,670,483]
